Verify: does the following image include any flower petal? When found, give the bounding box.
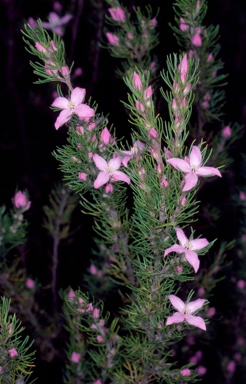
[54,109,72,129]
[169,295,185,312]
[94,172,110,189]
[186,314,206,330]
[52,96,69,109]
[167,158,191,173]
[186,298,206,314]
[189,146,202,168]
[71,87,86,105]
[196,166,222,177]
[190,238,209,251]
[164,244,185,256]
[111,171,130,184]
[182,172,198,191]
[166,312,185,325]
[108,157,122,171]
[93,154,108,171]
[76,104,95,119]
[60,14,73,25]
[176,227,188,247]
[184,250,200,272]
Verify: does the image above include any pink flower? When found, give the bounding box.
[71,352,81,363]
[94,380,102,384]
[26,278,35,289]
[14,191,31,210]
[197,366,207,375]
[167,146,222,192]
[51,87,95,130]
[106,32,119,46]
[8,348,18,357]
[97,335,104,343]
[132,71,142,90]
[121,140,145,167]
[181,368,191,377]
[164,227,209,272]
[166,294,206,330]
[93,308,100,318]
[93,154,130,188]
[108,7,126,22]
[42,12,73,36]
[226,361,236,373]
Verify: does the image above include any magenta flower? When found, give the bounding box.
[51,87,95,130]
[42,12,73,36]
[93,154,130,189]
[164,227,208,272]
[166,294,206,330]
[167,146,222,192]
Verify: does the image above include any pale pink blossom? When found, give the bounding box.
[93,154,130,188]
[166,294,206,330]
[167,146,222,192]
[8,348,18,357]
[71,352,81,363]
[42,12,73,36]
[222,125,232,138]
[164,227,208,272]
[14,191,31,210]
[106,32,119,46]
[52,87,95,129]
[26,278,35,289]
[132,72,142,89]
[108,7,126,22]
[121,140,145,167]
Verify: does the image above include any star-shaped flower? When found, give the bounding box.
[164,227,208,272]
[93,154,130,189]
[42,12,73,36]
[51,87,95,129]
[166,294,206,330]
[167,146,222,191]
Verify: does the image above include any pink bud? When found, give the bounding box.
[93,308,100,318]
[71,352,81,363]
[50,40,57,51]
[135,101,145,112]
[94,381,102,384]
[181,368,191,377]
[180,17,189,32]
[180,54,188,83]
[207,53,214,62]
[78,172,87,181]
[68,290,76,298]
[61,66,69,75]
[226,361,236,373]
[26,278,35,289]
[197,366,207,376]
[35,42,47,53]
[14,191,31,210]
[106,32,119,46]
[100,127,111,145]
[97,335,104,343]
[237,279,246,288]
[132,72,142,90]
[108,7,126,22]
[105,184,114,193]
[8,348,18,358]
[160,178,168,187]
[176,266,183,273]
[53,2,63,12]
[222,125,232,138]
[191,33,202,47]
[207,307,216,317]
[144,86,153,99]
[90,264,97,275]
[149,128,158,139]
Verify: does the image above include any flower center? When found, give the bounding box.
[68,101,75,110]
